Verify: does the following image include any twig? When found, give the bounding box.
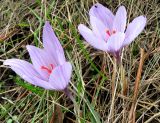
[144,112,160,123]
[129,48,148,123]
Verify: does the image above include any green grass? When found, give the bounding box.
[0,0,160,122]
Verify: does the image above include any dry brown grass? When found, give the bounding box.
[0,0,160,123]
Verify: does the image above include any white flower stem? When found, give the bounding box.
[109,57,117,122]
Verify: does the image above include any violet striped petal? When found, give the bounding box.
[26,45,55,80]
[4,59,54,90]
[123,16,147,47]
[43,21,66,65]
[89,3,114,29]
[90,15,109,40]
[23,75,55,90]
[112,6,127,33]
[3,59,38,83]
[3,59,54,90]
[49,62,72,90]
[106,32,125,53]
[78,24,108,51]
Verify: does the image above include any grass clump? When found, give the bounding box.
[0,0,160,122]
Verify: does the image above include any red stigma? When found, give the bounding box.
[106,30,111,36]
[106,29,116,37]
[41,64,54,74]
[50,64,54,69]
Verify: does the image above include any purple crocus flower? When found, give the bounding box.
[4,21,72,91]
[78,3,147,61]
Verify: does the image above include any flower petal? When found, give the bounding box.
[43,21,66,65]
[112,6,127,33]
[3,59,40,84]
[23,75,55,90]
[26,45,55,80]
[4,59,54,90]
[89,3,114,29]
[49,62,72,90]
[78,24,108,51]
[90,15,109,40]
[123,16,147,46]
[106,32,125,53]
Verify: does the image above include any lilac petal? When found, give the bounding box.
[89,3,114,29]
[78,24,108,51]
[3,59,39,84]
[90,15,109,40]
[43,21,66,65]
[123,16,147,47]
[4,59,54,90]
[49,62,72,90]
[106,32,125,53]
[23,75,55,90]
[26,45,55,80]
[112,6,127,33]
[53,50,66,65]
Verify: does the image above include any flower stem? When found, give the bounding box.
[63,88,80,123]
[109,57,117,122]
[111,58,117,97]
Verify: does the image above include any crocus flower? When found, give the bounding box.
[4,21,72,91]
[78,3,147,61]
